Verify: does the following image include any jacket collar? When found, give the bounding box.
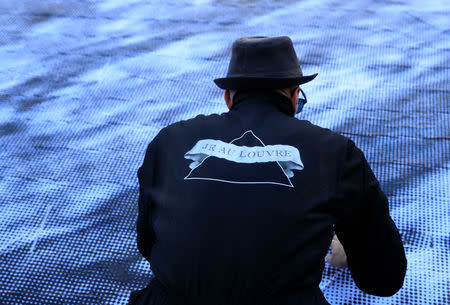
[229,90,294,116]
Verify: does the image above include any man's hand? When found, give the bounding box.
[326,234,348,269]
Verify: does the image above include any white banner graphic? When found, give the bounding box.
[184,139,304,178]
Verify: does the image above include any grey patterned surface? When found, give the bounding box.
[0,0,449,304]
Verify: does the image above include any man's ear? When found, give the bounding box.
[290,87,300,114]
[225,90,232,109]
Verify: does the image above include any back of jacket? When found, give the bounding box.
[132,91,407,305]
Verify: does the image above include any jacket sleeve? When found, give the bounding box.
[334,140,407,297]
[136,136,159,262]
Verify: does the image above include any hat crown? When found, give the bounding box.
[227,36,302,77]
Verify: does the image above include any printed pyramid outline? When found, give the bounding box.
[184,130,294,188]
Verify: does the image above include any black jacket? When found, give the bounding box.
[128,91,407,305]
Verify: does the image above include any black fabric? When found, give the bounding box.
[231,90,295,116]
[213,36,318,90]
[129,92,407,305]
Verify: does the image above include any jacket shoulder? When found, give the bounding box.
[162,113,222,131]
[295,119,350,143]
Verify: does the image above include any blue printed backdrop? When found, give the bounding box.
[0,0,449,304]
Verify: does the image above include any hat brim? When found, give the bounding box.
[213,73,318,90]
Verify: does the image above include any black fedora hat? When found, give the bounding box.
[214,36,318,90]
